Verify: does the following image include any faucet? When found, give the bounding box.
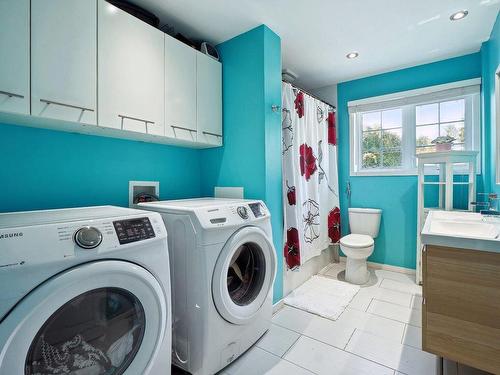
[471,193,499,215]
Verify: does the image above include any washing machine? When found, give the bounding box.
[139,198,277,375]
[0,206,171,375]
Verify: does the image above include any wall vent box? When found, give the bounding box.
[214,187,244,199]
[129,181,159,207]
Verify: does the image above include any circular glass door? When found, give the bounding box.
[25,288,145,375]
[0,261,167,375]
[227,243,266,306]
[212,226,277,325]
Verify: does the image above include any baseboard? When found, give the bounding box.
[339,256,416,276]
[272,299,284,314]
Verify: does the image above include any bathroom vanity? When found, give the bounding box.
[421,211,500,374]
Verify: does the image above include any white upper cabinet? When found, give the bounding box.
[98,0,165,136]
[165,35,197,142]
[0,0,30,115]
[197,53,222,146]
[31,0,97,124]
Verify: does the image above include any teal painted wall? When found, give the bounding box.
[481,11,500,195]
[0,123,201,213]
[337,53,482,269]
[200,25,284,302]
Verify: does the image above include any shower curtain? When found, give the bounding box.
[282,82,340,269]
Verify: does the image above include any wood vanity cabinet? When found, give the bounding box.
[422,245,500,374]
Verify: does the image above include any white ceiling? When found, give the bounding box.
[136,0,500,89]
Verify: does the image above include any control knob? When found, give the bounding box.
[74,226,103,249]
[237,206,249,219]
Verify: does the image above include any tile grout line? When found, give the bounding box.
[344,328,357,350]
[280,332,302,359]
[254,343,319,375]
[291,333,400,374]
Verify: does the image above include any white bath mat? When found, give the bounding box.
[284,275,360,320]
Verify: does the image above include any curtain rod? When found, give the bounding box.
[283,80,336,111]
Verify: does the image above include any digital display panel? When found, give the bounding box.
[249,203,264,218]
[113,217,155,244]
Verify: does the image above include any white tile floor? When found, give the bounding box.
[218,263,492,375]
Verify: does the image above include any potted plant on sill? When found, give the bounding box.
[431,135,456,152]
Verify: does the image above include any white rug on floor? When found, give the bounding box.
[284,275,360,320]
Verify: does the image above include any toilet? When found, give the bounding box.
[340,208,382,285]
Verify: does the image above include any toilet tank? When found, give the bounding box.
[348,208,382,238]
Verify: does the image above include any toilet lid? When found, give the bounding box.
[340,234,374,248]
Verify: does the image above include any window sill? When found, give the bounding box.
[350,168,417,177]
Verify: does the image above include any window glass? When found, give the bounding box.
[361,109,403,169]
[352,86,479,175]
[25,288,145,375]
[227,243,266,306]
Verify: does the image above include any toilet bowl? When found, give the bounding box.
[340,208,382,285]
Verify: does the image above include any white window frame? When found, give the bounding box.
[495,65,500,185]
[349,79,481,176]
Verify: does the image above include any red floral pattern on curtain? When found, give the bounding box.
[299,143,317,181]
[283,227,301,269]
[328,111,337,145]
[328,207,341,243]
[294,92,304,118]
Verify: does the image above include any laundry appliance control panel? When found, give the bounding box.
[198,201,269,228]
[0,213,166,270]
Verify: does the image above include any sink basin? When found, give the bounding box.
[430,210,483,222]
[429,220,500,239]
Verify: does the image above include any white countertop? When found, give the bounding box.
[421,210,500,253]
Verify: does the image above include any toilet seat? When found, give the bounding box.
[340,234,374,248]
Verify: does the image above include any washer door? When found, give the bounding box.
[0,261,167,375]
[212,226,277,325]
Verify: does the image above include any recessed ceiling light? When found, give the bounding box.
[450,10,468,21]
[346,52,359,59]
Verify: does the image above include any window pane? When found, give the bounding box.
[416,145,436,154]
[362,130,381,150]
[452,143,465,151]
[416,103,438,125]
[362,111,381,130]
[440,121,464,142]
[362,151,381,168]
[382,128,402,148]
[416,124,439,146]
[382,150,402,167]
[440,99,464,123]
[381,109,402,129]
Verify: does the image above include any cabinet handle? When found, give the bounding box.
[202,131,222,138]
[172,125,197,133]
[0,90,24,99]
[40,99,94,112]
[118,114,155,135]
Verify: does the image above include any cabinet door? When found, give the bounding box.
[196,53,222,146]
[165,35,197,142]
[31,0,97,124]
[0,0,29,115]
[98,0,164,136]
[423,245,500,373]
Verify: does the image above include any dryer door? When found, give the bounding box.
[212,226,277,325]
[0,261,167,375]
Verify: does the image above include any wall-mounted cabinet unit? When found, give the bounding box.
[165,35,198,142]
[98,0,165,136]
[31,0,97,124]
[0,0,30,115]
[197,53,223,146]
[0,0,222,149]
